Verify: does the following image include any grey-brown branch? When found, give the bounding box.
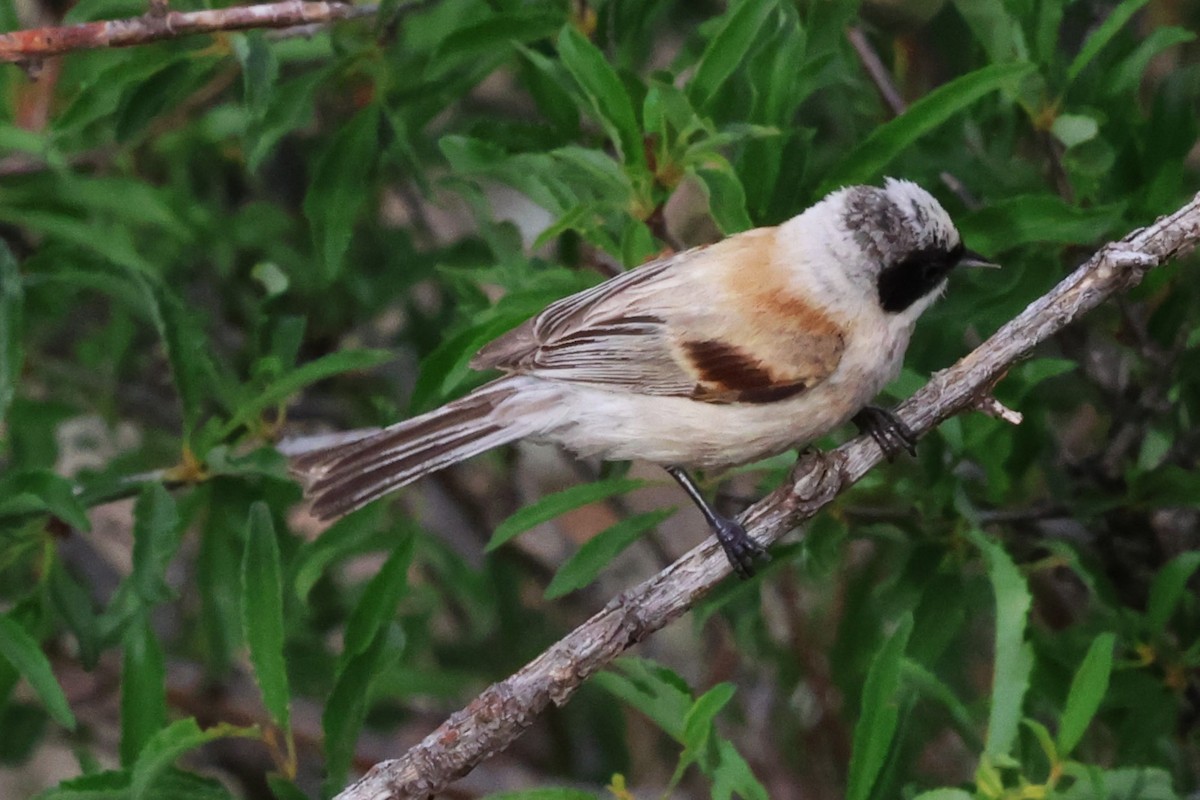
[334,195,1200,800]
[0,0,376,63]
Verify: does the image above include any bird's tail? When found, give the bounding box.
[291,377,542,520]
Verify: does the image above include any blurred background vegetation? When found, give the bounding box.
[1,0,1199,798]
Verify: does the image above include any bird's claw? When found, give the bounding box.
[713,516,769,579]
[853,405,918,461]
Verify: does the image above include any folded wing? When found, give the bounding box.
[471,232,848,404]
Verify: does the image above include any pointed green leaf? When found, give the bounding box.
[130,718,256,799]
[304,105,381,281]
[0,613,75,730]
[323,631,387,794]
[142,279,226,442]
[689,0,777,109]
[847,613,912,800]
[219,348,393,439]
[49,560,101,670]
[1058,632,1116,756]
[0,241,22,424]
[556,26,646,172]
[1146,552,1200,635]
[594,657,691,741]
[682,681,736,756]
[341,536,413,668]
[710,737,768,800]
[241,502,291,733]
[545,508,674,599]
[1065,0,1151,85]
[972,533,1033,759]
[291,506,389,601]
[130,483,182,607]
[691,163,753,234]
[31,769,131,800]
[822,62,1034,190]
[952,0,1028,64]
[0,470,91,531]
[120,616,166,766]
[482,790,599,800]
[488,478,649,552]
[1111,27,1195,95]
[957,196,1125,255]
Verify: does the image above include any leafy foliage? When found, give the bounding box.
[1,0,1199,797]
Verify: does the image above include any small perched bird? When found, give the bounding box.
[292,179,994,577]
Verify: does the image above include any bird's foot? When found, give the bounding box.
[853,405,917,461]
[712,516,769,579]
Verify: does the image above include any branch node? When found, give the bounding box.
[973,395,1023,426]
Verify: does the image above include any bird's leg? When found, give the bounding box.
[665,466,768,579]
[853,405,918,460]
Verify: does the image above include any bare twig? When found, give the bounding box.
[847,26,906,116]
[0,0,378,63]
[333,195,1200,800]
[845,26,980,209]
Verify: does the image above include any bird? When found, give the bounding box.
[290,178,995,578]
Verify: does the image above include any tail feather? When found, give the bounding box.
[291,378,531,520]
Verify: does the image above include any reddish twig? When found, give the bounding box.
[0,0,377,63]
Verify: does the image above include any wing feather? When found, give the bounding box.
[470,233,847,403]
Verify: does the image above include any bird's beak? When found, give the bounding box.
[959,248,1000,269]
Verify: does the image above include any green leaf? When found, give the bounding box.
[130,718,256,800]
[1145,552,1200,635]
[235,32,278,120]
[556,26,646,172]
[682,681,736,758]
[130,483,182,607]
[0,240,22,424]
[32,769,131,800]
[0,613,75,730]
[0,470,91,531]
[482,790,599,800]
[689,0,777,109]
[323,631,387,795]
[429,11,563,80]
[594,657,691,741]
[304,105,381,282]
[710,737,768,800]
[488,477,650,552]
[142,280,224,442]
[291,506,390,601]
[911,790,975,800]
[247,69,325,172]
[1058,632,1115,757]
[956,196,1124,256]
[219,348,393,439]
[544,508,675,599]
[1051,113,1099,148]
[266,775,312,800]
[972,532,1033,759]
[1057,766,1178,800]
[1111,27,1196,95]
[0,208,154,275]
[120,616,166,766]
[951,0,1028,64]
[341,536,413,668]
[48,560,100,670]
[847,613,912,800]
[822,62,1034,190]
[692,164,753,234]
[1065,0,1151,85]
[241,503,291,733]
